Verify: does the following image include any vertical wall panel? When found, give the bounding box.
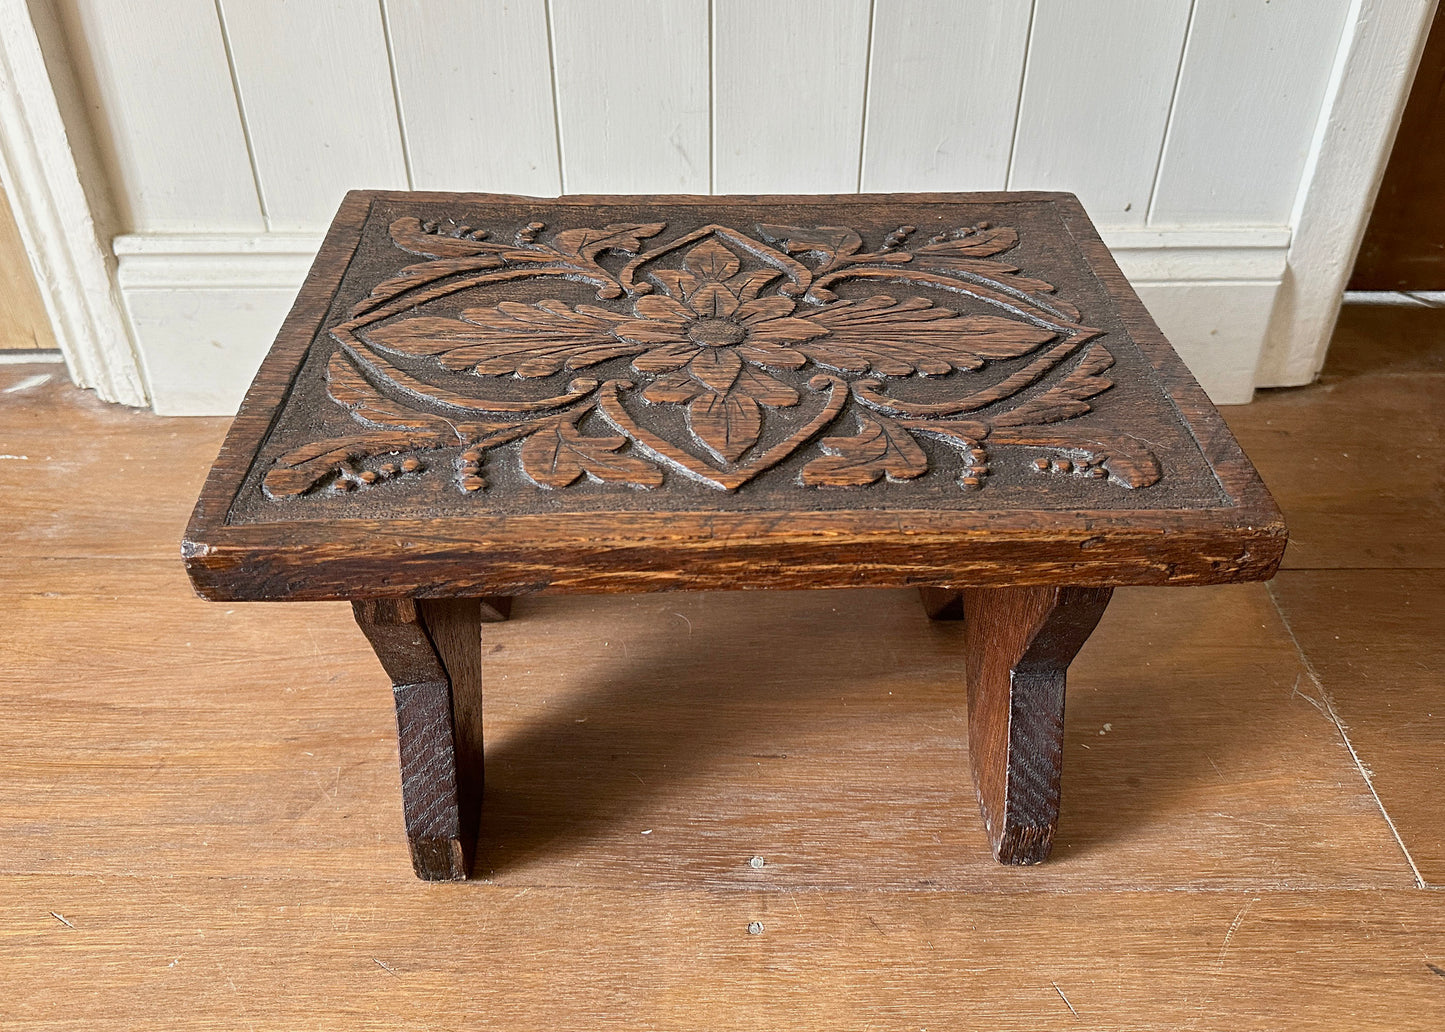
[862,0,1032,192]
[219,0,408,231]
[550,0,708,193]
[1150,0,1352,225]
[385,0,560,194]
[714,0,873,193]
[1009,0,1193,225]
[53,0,260,232]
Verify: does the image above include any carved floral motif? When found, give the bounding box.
[262,215,1162,499]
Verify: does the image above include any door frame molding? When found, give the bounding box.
[0,0,145,406]
[1258,0,1442,386]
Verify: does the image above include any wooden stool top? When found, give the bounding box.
[184,191,1285,602]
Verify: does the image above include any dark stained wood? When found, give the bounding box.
[180,191,1286,877]
[964,585,1113,864]
[352,598,483,880]
[478,595,512,622]
[1349,6,1445,289]
[919,586,965,619]
[183,191,1285,603]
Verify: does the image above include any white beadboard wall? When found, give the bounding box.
[54,0,1353,414]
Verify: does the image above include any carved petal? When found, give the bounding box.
[802,412,928,486]
[613,319,689,344]
[688,391,762,463]
[735,364,800,408]
[632,342,697,373]
[738,343,807,371]
[633,294,692,321]
[687,348,743,393]
[747,316,830,345]
[366,302,644,377]
[651,269,700,300]
[736,297,796,323]
[799,296,1054,376]
[690,282,740,319]
[642,369,702,405]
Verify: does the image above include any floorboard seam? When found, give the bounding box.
[1266,581,1426,889]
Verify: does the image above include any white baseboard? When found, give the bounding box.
[113,225,1289,415]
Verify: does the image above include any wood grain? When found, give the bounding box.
[353,598,476,880]
[964,585,1112,864]
[5,878,1444,1030]
[0,300,1436,1027]
[1224,302,1445,570]
[0,186,56,349]
[1270,569,1445,885]
[0,558,1410,891]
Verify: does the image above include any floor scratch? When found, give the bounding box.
[1269,583,1426,889]
[49,912,74,929]
[1216,898,1260,968]
[1052,981,1079,1019]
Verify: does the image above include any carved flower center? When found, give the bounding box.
[687,318,747,347]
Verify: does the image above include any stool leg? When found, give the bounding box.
[920,587,966,620]
[479,596,512,622]
[962,585,1112,864]
[353,598,484,881]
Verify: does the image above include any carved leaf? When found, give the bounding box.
[263,432,440,498]
[914,226,1018,259]
[553,222,666,263]
[756,224,863,260]
[800,296,1055,376]
[365,302,643,377]
[520,417,663,489]
[688,391,763,463]
[328,350,457,432]
[993,344,1115,426]
[802,412,928,486]
[390,217,498,259]
[1090,437,1162,489]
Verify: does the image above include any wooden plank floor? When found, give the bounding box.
[1,303,1442,1029]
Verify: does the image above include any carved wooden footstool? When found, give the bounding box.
[184,191,1285,880]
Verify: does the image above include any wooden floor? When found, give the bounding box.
[1,303,1441,1029]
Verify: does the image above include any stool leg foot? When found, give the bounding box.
[962,585,1112,864]
[353,598,484,881]
[920,587,966,620]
